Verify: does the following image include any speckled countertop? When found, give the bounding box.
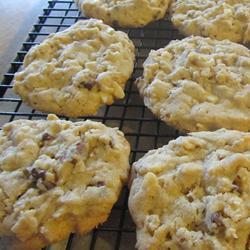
[0,0,47,82]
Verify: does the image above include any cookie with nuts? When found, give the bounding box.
[129,129,250,250]
[0,114,130,249]
[13,19,135,117]
[170,0,250,44]
[75,0,171,28]
[136,36,250,132]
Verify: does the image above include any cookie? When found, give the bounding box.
[170,0,250,44]
[74,0,170,28]
[13,19,135,117]
[129,129,250,250]
[136,36,250,132]
[0,114,130,249]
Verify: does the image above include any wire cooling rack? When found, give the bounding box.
[0,1,184,249]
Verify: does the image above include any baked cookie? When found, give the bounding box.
[136,36,250,132]
[13,19,135,117]
[74,0,170,28]
[170,0,250,44]
[129,129,250,250]
[0,114,130,250]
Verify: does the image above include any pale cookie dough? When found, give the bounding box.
[136,36,250,132]
[74,0,170,28]
[170,0,250,44]
[129,129,250,250]
[0,114,130,250]
[13,19,135,117]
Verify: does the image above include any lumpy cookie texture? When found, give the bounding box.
[136,36,250,132]
[0,114,130,249]
[75,0,170,28]
[170,0,250,44]
[129,129,250,250]
[13,19,135,117]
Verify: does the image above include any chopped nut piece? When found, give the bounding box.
[31,169,46,181]
[42,133,54,141]
[211,212,224,227]
[79,81,97,90]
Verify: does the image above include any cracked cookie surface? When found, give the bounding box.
[129,129,250,250]
[170,0,250,44]
[13,19,135,117]
[136,36,250,132]
[0,114,130,249]
[75,0,170,28]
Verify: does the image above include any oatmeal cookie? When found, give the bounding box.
[136,36,250,132]
[170,0,250,44]
[129,129,250,250]
[0,114,130,249]
[13,19,135,117]
[74,0,170,27]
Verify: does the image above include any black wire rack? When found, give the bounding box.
[0,1,184,249]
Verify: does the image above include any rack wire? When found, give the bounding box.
[0,1,184,249]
